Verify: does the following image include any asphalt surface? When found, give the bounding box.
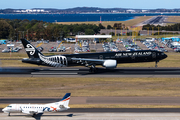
[1,97,180,105]
[1,108,180,113]
[143,16,166,25]
[1,97,180,113]
[136,16,167,26]
[2,112,180,120]
[1,67,180,75]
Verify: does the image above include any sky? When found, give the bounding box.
[0,0,179,9]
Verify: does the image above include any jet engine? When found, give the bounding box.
[103,60,117,68]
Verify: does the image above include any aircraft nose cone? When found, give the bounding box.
[2,108,5,111]
[163,53,168,59]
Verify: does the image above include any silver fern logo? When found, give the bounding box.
[25,44,35,55]
[38,53,68,67]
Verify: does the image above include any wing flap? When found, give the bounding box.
[22,110,36,114]
[71,58,104,65]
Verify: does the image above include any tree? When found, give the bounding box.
[109,32,115,36]
[107,25,112,29]
[85,29,95,35]
[0,20,13,39]
[113,23,123,29]
[99,23,105,29]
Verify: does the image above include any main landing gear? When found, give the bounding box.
[32,113,36,117]
[155,60,159,68]
[89,64,97,73]
[8,112,10,116]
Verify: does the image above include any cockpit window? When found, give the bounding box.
[161,53,164,55]
[7,106,12,107]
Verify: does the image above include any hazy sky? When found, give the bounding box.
[0,0,179,9]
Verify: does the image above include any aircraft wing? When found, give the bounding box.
[71,58,104,65]
[22,109,43,115]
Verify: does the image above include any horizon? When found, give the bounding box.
[2,7,180,10]
[0,0,179,10]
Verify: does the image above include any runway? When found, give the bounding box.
[1,97,180,113]
[1,67,180,77]
[1,112,180,120]
[1,96,180,105]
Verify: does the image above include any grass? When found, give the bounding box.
[1,104,180,108]
[1,77,180,97]
[56,16,153,27]
[167,16,180,23]
[0,52,180,67]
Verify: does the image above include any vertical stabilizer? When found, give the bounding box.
[21,39,43,58]
[59,93,71,107]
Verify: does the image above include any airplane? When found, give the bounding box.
[21,39,167,72]
[2,93,71,117]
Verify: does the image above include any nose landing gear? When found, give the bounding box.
[155,60,159,68]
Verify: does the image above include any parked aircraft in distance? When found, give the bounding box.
[2,93,71,117]
[21,39,167,72]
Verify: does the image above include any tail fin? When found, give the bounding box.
[60,93,71,107]
[21,39,43,58]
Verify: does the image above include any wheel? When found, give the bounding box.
[89,65,97,73]
[32,113,36,117]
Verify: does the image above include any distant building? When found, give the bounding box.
[126,10,136,13]
[142,10,148,12]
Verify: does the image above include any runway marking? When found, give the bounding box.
[49,69,80,71]
[39,69,80,71]
[31,72,78,75]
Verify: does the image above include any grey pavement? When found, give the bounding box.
[1,112,180,120]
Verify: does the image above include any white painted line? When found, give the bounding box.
[39,69,80,71]
[31,73,78,75]
[49,69,80,71]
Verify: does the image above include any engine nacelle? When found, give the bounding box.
[103,60,117,68]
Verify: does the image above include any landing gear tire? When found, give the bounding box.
[32,113,36,117]
[89,65,97,73]
[155,61,159,68]
[155,64,157,68]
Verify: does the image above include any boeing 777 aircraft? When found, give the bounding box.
[21,39,167,72]
[2,93,71,116]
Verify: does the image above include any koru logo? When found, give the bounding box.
[25,44,35,55]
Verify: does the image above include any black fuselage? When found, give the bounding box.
[22,50,167,67]
[65,50,167,66]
